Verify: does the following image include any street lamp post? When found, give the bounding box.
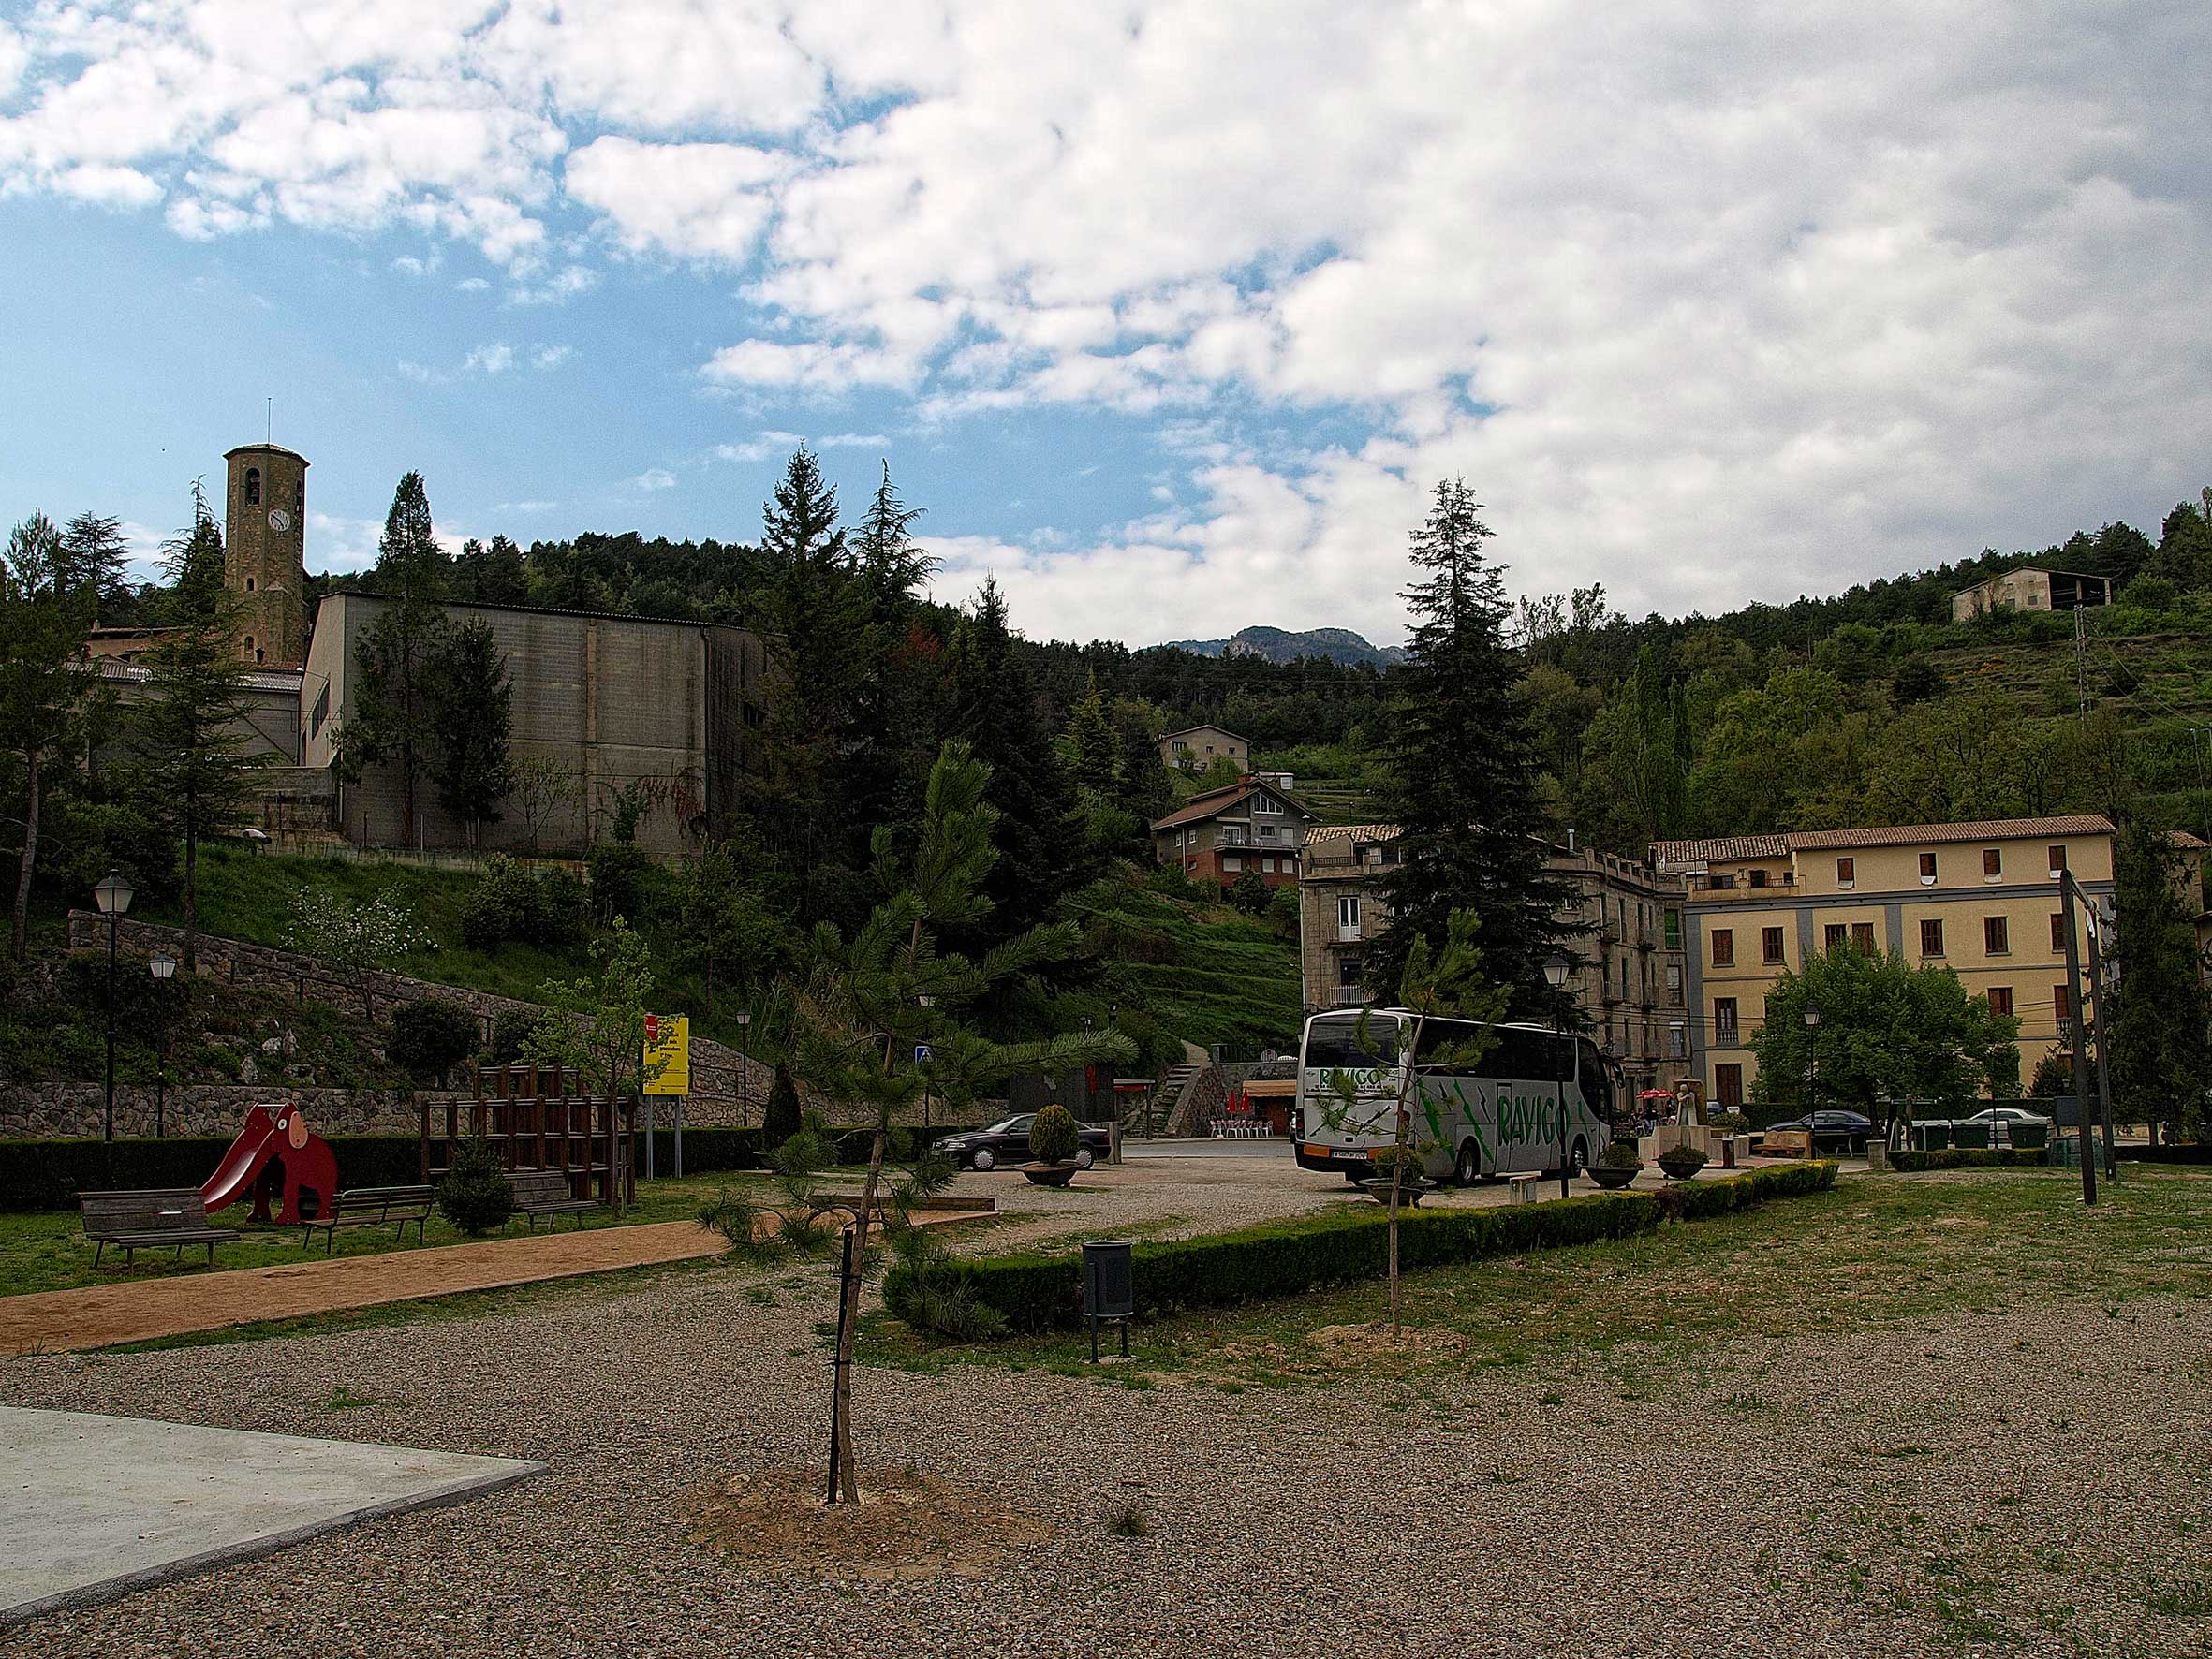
[734,1009,753,1127]
[149,952,175,1137]
[1802,1006,1821,1157]
[1545,953,1571,1197]
[93,871,135,1143]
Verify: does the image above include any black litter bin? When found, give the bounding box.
[1082,1239,1133,1360]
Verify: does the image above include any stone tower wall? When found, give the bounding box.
[224,443,309,667]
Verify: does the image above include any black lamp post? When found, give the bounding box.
[1802,1006,1821,1155]
[149,951,175,1138]
[93,871,135,1143]
[735,1008,752,1127]
[1545,953,1571,1197]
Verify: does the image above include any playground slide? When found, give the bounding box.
[200,1106,279,1213]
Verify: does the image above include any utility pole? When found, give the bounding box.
[2059,873,2097,1204]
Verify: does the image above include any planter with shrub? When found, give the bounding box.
[1589,1135,1643,1190]
[1024,1104,1082,1187]
[1357,1144,1434,1206]
[1656,1143,1708,1182]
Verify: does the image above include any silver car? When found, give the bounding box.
[1966,1106,2052,1147]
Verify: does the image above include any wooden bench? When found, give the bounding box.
[81,1188,241,1268]
[1507,1172,1544,1205]
[509,1167,598,1230]
[301,1185,435,1253]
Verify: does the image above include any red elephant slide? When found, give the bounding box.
[201,1104,338,1224]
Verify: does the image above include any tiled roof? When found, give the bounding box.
[1785,815,2113,850]
[1650,834,1789,866]
[1160,724,1248,743]
[1150,783,1256,832]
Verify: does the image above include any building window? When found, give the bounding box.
[1337,896,1361,932]
[1823,923,1847,952]
[244,467,260,506]
[255,649,265,664]
[1762,927,1784,965]
[309,685,329,739]
[1919,852,1938,883]
[1665,962,1682,995]
[1715,1063,1744,1107]
[1663,909,1681,948]
[1337,955,1363,988]
[2050,912,2067,952]
[1222,856,1242,873]
[1988,986,2013,1016]
[1851,921,1877,951]
[2048,844,2067,876]
[1983,848,2002,878]
[1713,998,1738,1043]
[1920,918,1944,957]
[1836,857,1855,887]
[1711,929,1734,968]
[2054,984,2072,1025]
[1984,916,2009,955]
[244,576,256,592]
[1252,795,1283,815]
[1749,868,1768,888]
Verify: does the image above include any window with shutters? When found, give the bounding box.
[1851,921,1876,951]
[1988,986,2013,1016]
[1984,916,2009,955]
[1920,918,1944,957]
[1762,927,1784,965]
[1983,848,2002,878]
[1711,930,1733,967]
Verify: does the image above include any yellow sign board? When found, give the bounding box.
[643,1014,690,1096]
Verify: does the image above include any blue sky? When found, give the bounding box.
[3,2,2208,647]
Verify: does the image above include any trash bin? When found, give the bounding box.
[1922,1123,1952,1152]
[1082,1239,1133,1361]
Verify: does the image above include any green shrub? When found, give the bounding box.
[1029,1104,1079,1165]
[885,1163,1838,1337]
[1599,1135,1643,1169]
[437,1134,514,1234]
[762,1061,803,1144]
[387,997,479,1086]
[1889,1147,2049,1172]
[587,842,651,925]
[1656,1144,1709,1180]
[486,1007,537,1067]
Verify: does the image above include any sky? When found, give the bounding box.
[2,1,2208,649]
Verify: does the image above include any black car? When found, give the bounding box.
[1761,1108,1875,1153]
[933,1114,1111,1171]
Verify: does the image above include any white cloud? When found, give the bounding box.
[632,467,677,491]
[531,343,573,369]
[495,499,556,512]
[713,430,805,463]
[456,275,491,292]
[399,340,566,384]
[5,1,2209,634]
[462,342,515,374]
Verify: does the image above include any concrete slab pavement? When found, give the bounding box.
[0,1406,544,1628]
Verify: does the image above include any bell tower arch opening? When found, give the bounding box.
[223,444,309,668]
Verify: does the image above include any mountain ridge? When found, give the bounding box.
[1159,624,1406,667]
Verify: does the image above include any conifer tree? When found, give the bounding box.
[137,484,272,971]
[339,473,452,844]
[427,619,514,849]
[2107,817,2212,1140]
[1065,672,1122,798]
[1376,479,1576,1014]
[845,461,942,854]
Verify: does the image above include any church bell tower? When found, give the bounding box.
[223,444,308,667]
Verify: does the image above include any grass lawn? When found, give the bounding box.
[864,1166,2212,1390]
[0,1168,803,1299]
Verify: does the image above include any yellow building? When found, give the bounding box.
[1651,816,2120,1107]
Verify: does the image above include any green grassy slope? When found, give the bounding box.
[1062,877,1303,1061]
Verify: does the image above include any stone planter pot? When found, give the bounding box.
[1356,1177,1433,1207]
[1587,1164,1640,1190]
[1656,1151,1708,1182]
[1022,1162,1078,1187]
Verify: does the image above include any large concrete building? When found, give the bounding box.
[1297,826,1691,1101]
[302,592,768,855]
[1651,816,2123,1107]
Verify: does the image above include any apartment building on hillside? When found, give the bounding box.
[1950,565,2114,623]
[1158,724,1250,772]
[1298,827,1690,1101]
[1150,776,1315,888]
[1651,816,2123,1108]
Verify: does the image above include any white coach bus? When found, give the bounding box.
[1292,1008,1621,1185]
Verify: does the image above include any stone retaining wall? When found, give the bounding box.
[0,1082,432,1141]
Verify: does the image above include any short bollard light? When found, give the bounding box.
[1082,1239,1133,1363]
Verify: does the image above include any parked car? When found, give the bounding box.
[932,1114,1110,1172]
[1761,1108,1876,1153]
[1966,1106,2052,1146]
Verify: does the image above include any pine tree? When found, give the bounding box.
[339,474,453,844]
[60,512,132,624]
[2107,817,2212,1140]
[1376,479,1576,1014]
[750,448,869,921]
[136,484,273,971]
[427,619,514,849]
[942,578,1085,939]
[0,513,106,960]
[844,461,942,857]
[1065,673,1122,797]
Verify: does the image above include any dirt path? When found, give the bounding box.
[0,1223,733,1354]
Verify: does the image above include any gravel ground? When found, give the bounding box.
[5,1161,2208,1658]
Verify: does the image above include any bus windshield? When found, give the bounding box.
[1302,1013,1402,1073]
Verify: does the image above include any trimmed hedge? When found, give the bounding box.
[886,1160,1839,1336]
[2,1122,983,1211]
[1889,1148,2050,1172]
[2126,1144,2212,1166]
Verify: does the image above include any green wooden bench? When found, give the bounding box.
[301,1184,435,1253]
[509,1167,597,1230]
[81,1188,241,1268]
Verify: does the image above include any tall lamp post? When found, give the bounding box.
[149,952,175,1138]
[1545,953,1571,1197]
[93,871,135,1143]
[734,1008,753,1127]
[1802,1006,1821,1157]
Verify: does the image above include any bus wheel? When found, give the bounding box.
[1454,1141,1482,1186]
